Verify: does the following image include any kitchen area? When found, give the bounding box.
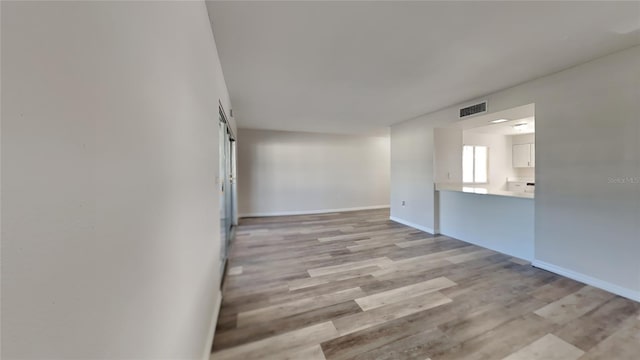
[433,103,536,260]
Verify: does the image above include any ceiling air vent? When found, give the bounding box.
[459,101,487,118]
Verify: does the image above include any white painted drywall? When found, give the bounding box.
[463,132,515,191]
[390,45,640,299]
[511,133,535,145]
[391,120,437,229]
[433,127,463,184]
[237,129,390,216]
[439,191,534,261]
[2,1,232,358]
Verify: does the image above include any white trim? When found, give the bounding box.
[202,288,223,360]
[532,259,640,302]
[240,205,390,218]
[389,216,436,235]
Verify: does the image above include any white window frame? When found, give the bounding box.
[462,145,489,184]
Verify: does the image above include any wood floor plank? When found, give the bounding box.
[307,257,393,277]
[395,237,441,248]
[509,257,531,266]
[211,321,338,360]
[237,287,365,327]
[345,327,445,360]
[552,296,640,351]
[354,276,457,311]
[437,294,548,346]
[321,316,443,360]
[501,333,584,360]
[530,277,585,303]
[347,242,397,252]
[279,344,327,360]
[577,319,640,360]
[371,258,453,279]
[445,248,497,264]
[214,301,361,351]
[318,228,409,243]
[383,245,476,268]
[429,313,554,360]
[288,266,381,291]
[533,286,615,325]
[333,291,452,335]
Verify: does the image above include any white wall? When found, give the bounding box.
[390,45,640,300]
[463,132,515,191]
[390,120,438,232]
[238,129,390,216]
[2,1,232,359]
[511,133,535,145]
[433,127,463,184]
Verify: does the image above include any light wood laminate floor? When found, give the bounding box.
[211,209,640,360]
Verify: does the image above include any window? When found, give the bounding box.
[463,145,488,183]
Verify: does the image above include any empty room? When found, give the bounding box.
[2,1,639,360]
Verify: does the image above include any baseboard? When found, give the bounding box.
[389,216,435,235]
[532,259,640,302]
[202,288,223,360]
[240,205,390,218]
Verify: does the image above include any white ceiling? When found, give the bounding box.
[207,1,640,135]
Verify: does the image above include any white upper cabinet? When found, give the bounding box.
[513,143,534,168]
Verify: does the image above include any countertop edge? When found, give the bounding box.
[435,184,535,200]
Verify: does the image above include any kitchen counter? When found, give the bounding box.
[436,183,534,199]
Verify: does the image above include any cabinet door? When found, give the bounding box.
[513,144,531,168]
[530,143,535,167]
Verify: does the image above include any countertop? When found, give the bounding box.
[436,183,535,199]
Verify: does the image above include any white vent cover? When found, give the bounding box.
[459,101,487,118]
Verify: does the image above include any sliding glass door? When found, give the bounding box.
[219,106,236,277]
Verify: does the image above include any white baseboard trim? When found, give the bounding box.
[240,205,390,218]
[532,259,640,302]
[202,288,223,360]
[389,216,435,235]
